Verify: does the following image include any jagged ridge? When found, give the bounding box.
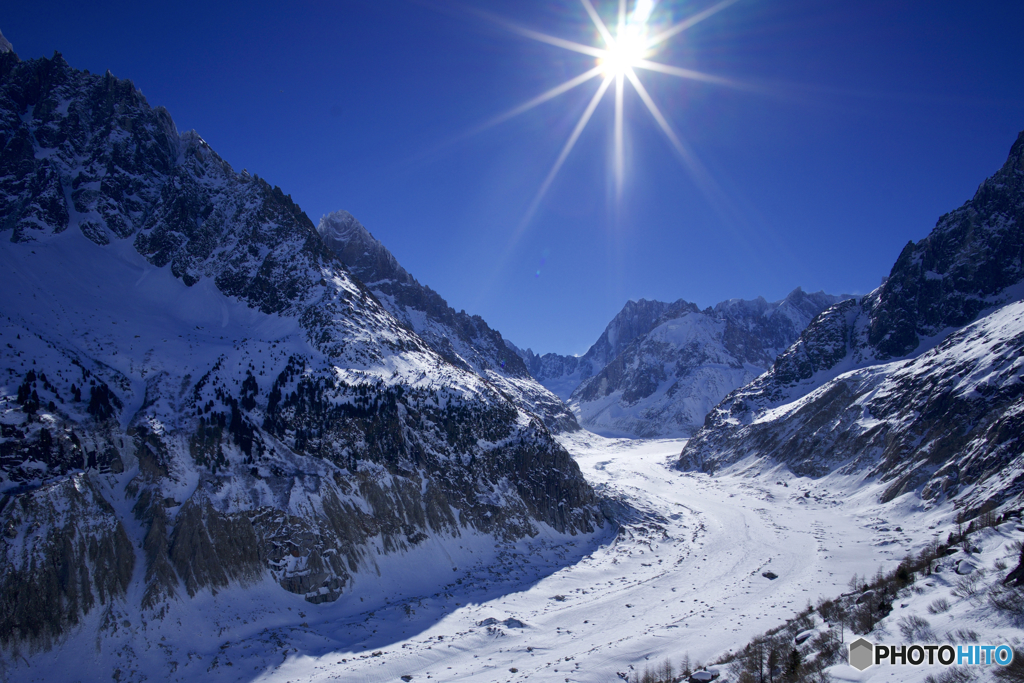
[318,210,579,433]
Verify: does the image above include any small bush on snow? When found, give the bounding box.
[898,615,934,642]
[952,570,984,598]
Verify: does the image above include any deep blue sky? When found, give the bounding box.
[7,1,1024,355]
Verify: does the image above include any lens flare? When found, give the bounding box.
[475,0,742,232]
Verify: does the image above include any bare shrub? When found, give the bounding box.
[945,628,981,644]
[925,667,978,683]
[928,598,951,614]
[898,615,934,642]
[851,601,879,634]
[993,648,1024,681]
[811,630,841,666]
[658,658,673,683]
[952,571,983,598]
[990,585,1024,624]
[976,508,999,530]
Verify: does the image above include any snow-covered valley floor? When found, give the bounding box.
[14,432,1014,683]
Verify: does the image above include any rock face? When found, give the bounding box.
[682,129,1024,511]
[318,211,579,433]
[0,473,134,649]
[0,50,602,650]
[516,291,845,437]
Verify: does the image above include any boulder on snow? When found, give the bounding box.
[956,559,978,575]
[477,617,526,629]
[762,571,778,580]
[855,590,876,605]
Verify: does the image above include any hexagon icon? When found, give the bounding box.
[849,638,874,671]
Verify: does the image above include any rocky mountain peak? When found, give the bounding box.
[0,29,12,54]
[319,210,414,287]
[600,298,679,356]
[567,289,845,437]
[862,129,1024,360]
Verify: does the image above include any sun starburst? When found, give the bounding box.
[475,0,741,231]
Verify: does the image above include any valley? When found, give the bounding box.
[10,435,960,683]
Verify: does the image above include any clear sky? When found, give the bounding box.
[7,1,1024,355]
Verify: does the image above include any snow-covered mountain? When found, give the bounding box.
[516,291,845,438]
[0,48,602,654]
[318,210,579,433]
[570,289,847,438]
[682,129,1024,511]
[516,298,676,401]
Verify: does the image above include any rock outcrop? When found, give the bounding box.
[515,298,676,400]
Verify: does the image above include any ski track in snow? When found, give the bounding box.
[8,431,968,683]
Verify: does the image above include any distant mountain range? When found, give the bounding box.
[514,289,849,437]
[682,129,1024,513]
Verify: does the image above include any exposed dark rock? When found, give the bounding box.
[0,474,134,649]
[169,495,263,597]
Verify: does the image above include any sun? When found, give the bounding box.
[598,25,648,77]
[471,0,741,229]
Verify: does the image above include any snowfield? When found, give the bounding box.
[12,431,1014,683]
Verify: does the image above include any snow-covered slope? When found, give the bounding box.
[683,129,1024,512]
[318,210,578,433]
[516,291,844,438]
[0,49,602,656]
[683,297,1024,511]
